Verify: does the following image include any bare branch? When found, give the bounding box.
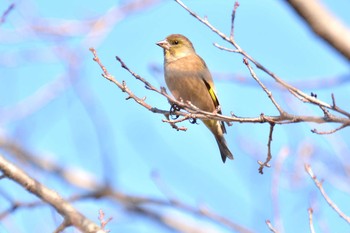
[330,93,350,118]
[162,113,188,131]
[53,219,70,233]
[0,154,105,233]
[311,123,350,135]
[265,220,279,233]
[90,48,157,112]
[305,164,350,224]
[174,0,350,118]
[0,136,101,190]
[90,1,350,175]
[258,123,275,174]
[213,43,240,53]
[0,3,15,25]
[98,209,112,233]
[243,58,285,115]
[230,1,240,40]
[308,208,316,233]
[150,171,253,232]
[0,199,45,220]
[1,136,253,232]
[286,0,350,61]
[91,42,350,174]
[90,48,350,127]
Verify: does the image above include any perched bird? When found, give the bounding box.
[156,34,233,163]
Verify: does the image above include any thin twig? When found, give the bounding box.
[53,219,71,233]
[90,48,158,112]
[258,123,275,174]
[311,123,349,135]
[0,3,15,24]
[308,208,316,233]
[98,209,112,233]
[265,220,279,233]
[163,113,188,131]
[230,2,240,40]
[243,58,285,115]
[214,43,240,53]
[0,200,46,220]
[305,164,350,224]
[162,115,191,125]
[330,93,350,118]
[331,93,336,107]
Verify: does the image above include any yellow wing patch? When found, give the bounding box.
[202,78,220,110]
[202,78,227,134]
[208,86,218,107]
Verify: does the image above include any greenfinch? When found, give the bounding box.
[156,34,233,163]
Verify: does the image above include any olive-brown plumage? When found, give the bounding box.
[156,34,233,163]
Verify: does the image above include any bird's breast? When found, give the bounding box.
[164,59,215,112]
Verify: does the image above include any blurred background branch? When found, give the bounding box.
[285,0,350,61]
[0,154,105,233]
[0,3,14,25]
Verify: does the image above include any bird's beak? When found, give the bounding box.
[156,39,170,50]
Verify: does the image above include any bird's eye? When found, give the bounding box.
[174,40,179,45]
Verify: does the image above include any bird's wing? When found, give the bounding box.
[201,78,219,112]
[201,77,227,134]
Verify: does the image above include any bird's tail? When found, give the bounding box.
[204,119,234,163]
[215,135,234,163]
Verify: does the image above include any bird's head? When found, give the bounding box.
[156,34,195,62]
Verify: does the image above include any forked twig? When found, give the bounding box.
[258,123,275,174]
[305,164,350,224]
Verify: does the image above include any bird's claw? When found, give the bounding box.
[170,104,181,120]
[189,117,197,124]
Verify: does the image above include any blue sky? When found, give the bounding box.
[1,0,350,232]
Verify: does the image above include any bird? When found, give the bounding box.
[156,34,233,163]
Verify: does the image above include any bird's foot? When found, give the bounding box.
[169,104,181,120]
[189,117,197,124]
